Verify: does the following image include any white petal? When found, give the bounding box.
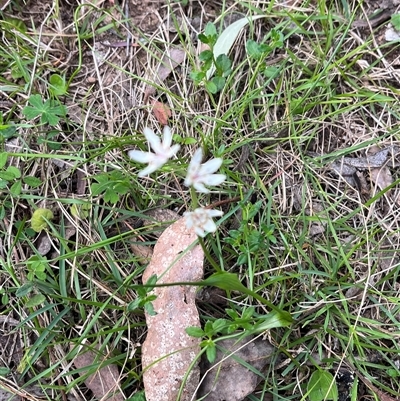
[203,174,226,186]
[184,176,193,187]
[138,164,159,177]
[194,226,206,237]
[188,149,203,172]
[168,144,181,157]
[203,219,217,233]
[162,126,172,148]
[200,158,223,175]
[143,127,163,154]
[207,209,224,217]
[128,150,154,163]
[193,182,209,193]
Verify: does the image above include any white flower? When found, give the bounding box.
[128,126,180,177]
[184,207,224,237]
[184,148,226,193]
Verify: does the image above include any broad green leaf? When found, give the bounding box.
[7,165,21,179]
[128,390,146,401]
[251,311,293,334]
[212,318,228,333]
[211,76,225,92]
[49,74,67,96]
[391,13,400,31]
[0,367,11,376]
[16,282,34,297]
[10,180,22,196]
[307,370,338,401]
[23,176,42,188]
[206,343,216,363]
[190,71,206,82]
[0,171,15,180]
[199,50,213,61]
[205,80,218,93]
[206,15,264,79]
[0,124,16,139]
[23,107,42,120]
[144,302,156,316]
[0,152,7,169]
[204,22,217,38]
[201,272,293,324]
[27,94,44,110]
[198,33,210,44]
[25,294,46,307]
[186,326,205,337]
[215,54,231,73]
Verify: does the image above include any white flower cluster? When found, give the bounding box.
[128,126,226,237]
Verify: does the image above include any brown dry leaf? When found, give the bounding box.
[198,336,277,401]
[151,100,172,125]
[141,217,204,401]
[143,48,186,102]
[370,166,393,191]
[73,346,124,401]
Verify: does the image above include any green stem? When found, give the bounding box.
[198,237,221,273]
[190,186,198,209]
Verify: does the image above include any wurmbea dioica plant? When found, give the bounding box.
[128,126,226,237]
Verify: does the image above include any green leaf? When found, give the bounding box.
[16,282,34,297]
[27,94,45,110]
[246,39,263,59]
[206,15,264,79]
[23,176,42,188]
[307,370,338,401]
[251,311,294,334]
[104,188,120,204]
[264,66,280,79]
[204,22,217,39]
[190,71,206,82]
[212,318,228,333]
[391,13,400,31]
[0,152,7,169]
[206,343,217,363]
[0,124,16,139]
[31,208,54,232]
[211,76,226,92]
[145,274,158,290]
[1,292,8,305]
[25,293,46,307]
[205,80,218,94]
[204,320,214,336]
[35,271,47,281]
[128,390,146,401]
[198,33,210,44]
[7,165,21,179]
[10,180,22,196]
[186,326,205,337]
[201,272,293,323]
[144,302,157,316]
[199,50,213,61]
[182,137,197,145]
[215,54,231,73]
[0,171,15,180]
[0,367,11,376]
[127,298,141,311]
[49,74,67,96]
